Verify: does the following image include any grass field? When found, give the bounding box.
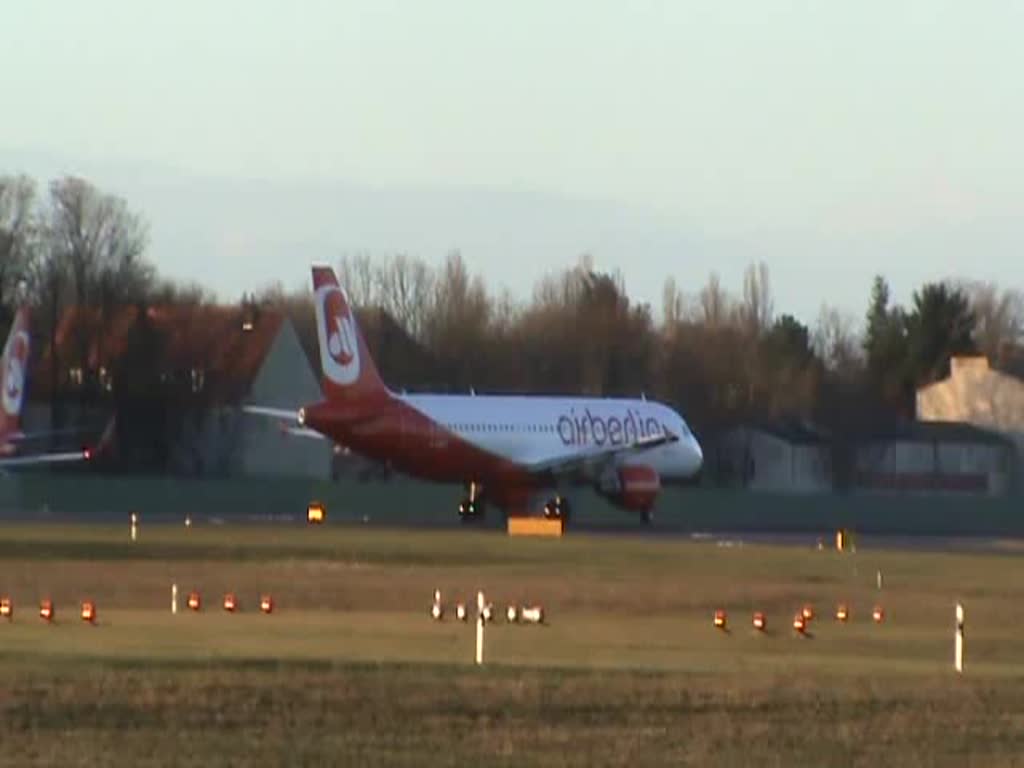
[1,522,1024,765]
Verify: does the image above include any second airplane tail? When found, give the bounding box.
[311,264,390,405]
[0,307,29,440]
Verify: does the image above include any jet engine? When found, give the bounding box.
[599,464,660,513]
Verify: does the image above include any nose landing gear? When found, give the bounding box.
[543,496,570,522]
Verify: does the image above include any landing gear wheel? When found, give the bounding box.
[458,498,483,523]
[640,509,654,525]
[543,496,570,523]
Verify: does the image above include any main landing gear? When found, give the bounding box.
[458,482,485,523]
[543,496,570,522]
[458,498,484,522]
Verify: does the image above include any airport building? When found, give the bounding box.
[713,424,833,494]
[712,418,1013,497]
[29,303,331,478]
[917,355,1024,493]
[850,421,1013,497]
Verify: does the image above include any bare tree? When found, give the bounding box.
[739,261,773,335]
[337,252,378,308]
[377,253,435,341]
[424,250,492,389]
[47,177,149,307]
[661,276,684,329]
[698,272,731,327]
[813,305,862,374]
[0,175,38,314]
[959,280,1024,359]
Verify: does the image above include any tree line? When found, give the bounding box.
[3,173,1023,473]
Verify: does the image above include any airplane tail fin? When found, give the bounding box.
[311,265,390,405]
[0,307,29,439]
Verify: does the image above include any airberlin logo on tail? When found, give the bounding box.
[1,330,29,418]
[315,285,361,385]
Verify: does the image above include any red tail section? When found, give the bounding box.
[311,265,390,405]
[0,307,30,441]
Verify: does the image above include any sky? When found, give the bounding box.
[2,0,1022,325]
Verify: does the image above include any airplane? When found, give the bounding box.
[0,306,92,468]
[247,265,703,523]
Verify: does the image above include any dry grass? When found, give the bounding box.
[0,523,1022,765]
[2,661,1023,767]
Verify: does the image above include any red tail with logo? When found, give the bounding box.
[0,307,30,441]
[311,265,390,406]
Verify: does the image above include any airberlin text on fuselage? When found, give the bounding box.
[557,408,661,447]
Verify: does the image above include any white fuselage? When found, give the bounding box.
[400,393,703,480]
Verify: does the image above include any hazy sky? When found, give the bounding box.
[3,0,1022,324]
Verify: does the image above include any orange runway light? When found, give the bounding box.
[306,502,326,525]
[187,591,201,611]
[801,604,815,622]
[0,597,11,620]
[259,595,274,615]
[80,600,96,624]
[455,603,468,622]
[836,604,849,622]
[39,599,54,623]
[872,606,885,624]
[793,613,807,634]
[752,612,766,632]
[223,593,238,613]
[713,609,727,631]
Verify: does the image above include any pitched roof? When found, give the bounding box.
[32,303,284,403]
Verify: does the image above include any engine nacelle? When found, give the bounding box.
[600,465,660,513]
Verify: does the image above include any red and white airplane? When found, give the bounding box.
[250,265,702,522]
[0,307,92,468]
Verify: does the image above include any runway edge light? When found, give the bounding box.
[521,605,544,624]
[0,597,11,621]
[188,591,202,611]
[223,593,238,613]
[81,600,96,624]
[793,613,807,635]
[752,611,766,632]
[873,605,885,624]
[713,609,727,631]
[836,603,849,622]
[260,595,274,615]
[39,599,54,623]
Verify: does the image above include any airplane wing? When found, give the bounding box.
[242,405,301,421]
[242,405,328,440]
[0,449,91,468]
[523,429,679,477]
[4,426,97,444]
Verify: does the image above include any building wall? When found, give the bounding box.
[716,429,831,493]
[917,357,1024,490]
[854,440,1010,496]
